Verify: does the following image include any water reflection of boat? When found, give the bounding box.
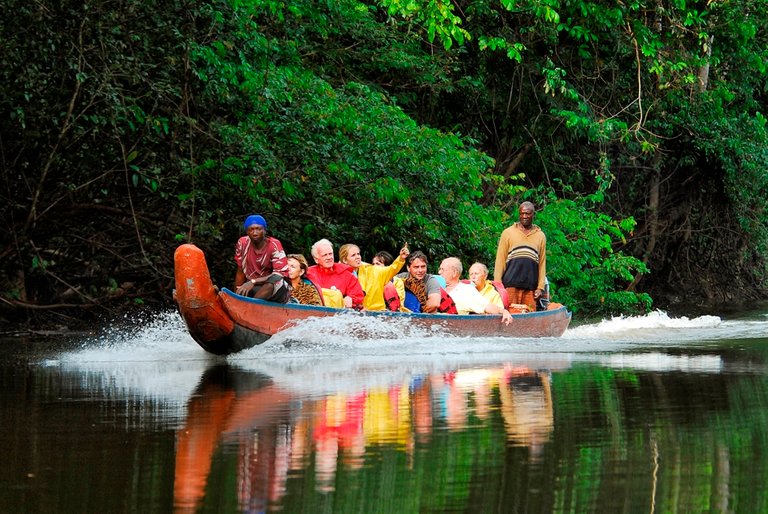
[173,362,556,511]
[500,368,553,459]
[444,366,554,458]
[173,243,572,355]
[173,365,293,513]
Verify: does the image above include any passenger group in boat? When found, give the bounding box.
[234,202,551,322]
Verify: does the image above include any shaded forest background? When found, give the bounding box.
[1,0,767,331]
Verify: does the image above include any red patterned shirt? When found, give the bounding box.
[234,236,289,279]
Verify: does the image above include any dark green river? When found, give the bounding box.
[1,306,767,513]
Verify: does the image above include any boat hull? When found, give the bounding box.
[174,244,572,355]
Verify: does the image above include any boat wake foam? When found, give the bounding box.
[566,310,722,341]
[269,312,452,346]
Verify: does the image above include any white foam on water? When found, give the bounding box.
[42,310,221,416]
[61,310,206,362]
[228,315,572,395]
[598,352,723,373]
[568,310,768,350]
[716,318,768,340]
[50,308,764,369]
[36,307,768,405]
[564,309,724,343]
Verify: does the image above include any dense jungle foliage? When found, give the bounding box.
[1,0,767,330]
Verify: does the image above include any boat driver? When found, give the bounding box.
[233,214,291,302]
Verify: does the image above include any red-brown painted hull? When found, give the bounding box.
[174,244,572,355]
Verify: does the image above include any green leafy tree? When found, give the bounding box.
[534,187,651,315]
[14,0,768,325]
[378,0,768,303]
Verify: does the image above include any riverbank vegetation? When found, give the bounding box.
[2,0,766,330]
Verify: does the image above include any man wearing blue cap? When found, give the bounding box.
[234,214,291,302]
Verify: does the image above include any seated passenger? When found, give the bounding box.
[287,254,323,306]
[372,250,394,266]
[394,251,456,313]
[339,243,409,311]
[439,257,512,325]
[468,262,505,309]
[233,214,290,303]
[305,239,364,309]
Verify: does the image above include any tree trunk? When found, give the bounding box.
[697,35,715,92]
[627,168,660,291]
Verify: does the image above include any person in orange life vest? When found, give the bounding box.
[339,243,409,311]
[468,262,505,309]
[234,214,290,302]
[494,201,546,312]
[438,257,512,325]
[305,238,364,309]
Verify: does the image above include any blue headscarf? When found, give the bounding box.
[243,214,267,230]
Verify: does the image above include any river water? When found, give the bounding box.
[1,306,768,513]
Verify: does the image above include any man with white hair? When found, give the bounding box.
[439,257,512,325]
[306,238,364,309]
[468,262,504,309]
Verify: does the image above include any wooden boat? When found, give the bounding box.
[174,243,572,355]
